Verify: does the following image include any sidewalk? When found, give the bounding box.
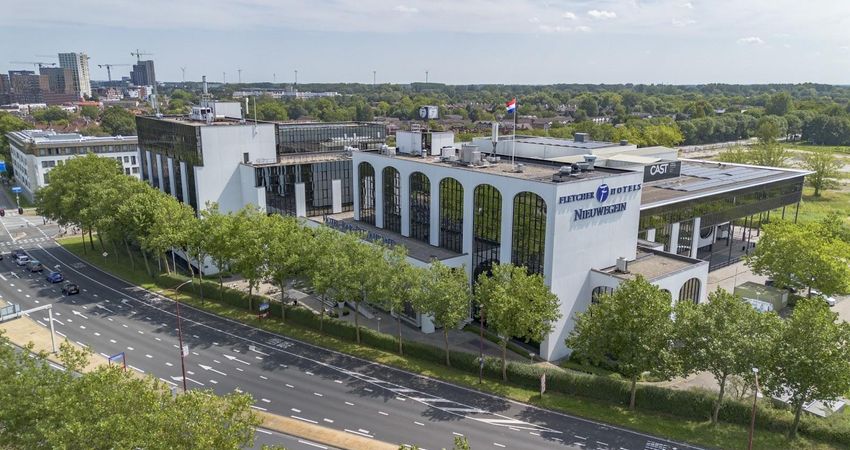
[224,277,528,362]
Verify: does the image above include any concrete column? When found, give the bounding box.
[462,182,474,256]
[690,217,701,259]
[179,161,189,205]
[669,222,680,254]
[331,179,342,214]
[499,192,514,264]
[294,182,306,217]
[145,151,153,184]
[646,228,656,242]
[374,167,384,228]
[167,157,176,197]
[155,154,164,192]
[352,163,360,221]
[400,171,410,237]
[429,177,440,247]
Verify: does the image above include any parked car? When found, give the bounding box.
[11,248,26,261]
[62,282,79,295]
[15,255,30,266]
[811,289,837,307]
[46,271,64,283]
[26,260,44,272]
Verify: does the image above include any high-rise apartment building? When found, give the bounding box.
[8,70,48,104]
[131,60,156,86]
[58,52,92,98]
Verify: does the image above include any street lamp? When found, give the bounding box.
[376,316,382,334]
[478,305,485,384]
[174,279,193,393]
[747,367,760,450]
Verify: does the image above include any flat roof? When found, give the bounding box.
[314,212,462,263]
[596,247,705,282]
[140,115,262,127]
[641,159,810,208]
[250,152,350,167]
[363,151,629,184]
[506,135,618,150]
[7,129,137,145]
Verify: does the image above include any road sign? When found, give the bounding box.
[259,302,270,312]
[108,352,127,370]
[11,186,21,194]
[181,345,189,357]
[0,161,6,172]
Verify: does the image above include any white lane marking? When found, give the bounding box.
[93,332,100,336]
[137,330,144,335]
[313,392,323,397]
[154,337,161,341]
[145,354,153,359]
[345,429,373,439]
[160,378,177,386]
[0,273,6,281]
[223,354,250,365]
[530,431,540,436]
[56,331,66,338]
[453,432,464,437]
[170,376,204,386]
[334,379,343,384]
[71,310,88,319]
[128,365,145,373]
[36,320,46,327]
[378,411,389,416]
[213,359,221,364]
[255,428,273,435]
[291,408,301,413]
[285,384,294,389]
[109,339,117,343]
[198,364,227,376]
[236,367,244,372]
[75,341,86,347]
[323,418,334,423]
[291,415,317,424]
[248,345,269,355]
[414,421,424,426]
[250,405,267,411]
[212,342,219,346]
[575,435,587,440]
[305,371,314,376]
[345,401,354,406]
[298,440,328,449]
[166,362,173,367]
[127,346,134,351]
[52,319,64,326]
[79,325,86,330]
[259,375,268,380]
[493,443,505,448]
[96,304,115,313]
[209,380,218,384]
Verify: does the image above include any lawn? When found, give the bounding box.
[58,235,841,450]
[796,187,850,225]
[785,143,850,156]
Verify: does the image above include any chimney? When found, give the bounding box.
[202,75,208,95]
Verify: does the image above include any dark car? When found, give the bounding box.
[46,271,64,283]
[62,283,79,295]
[26,260,44,272]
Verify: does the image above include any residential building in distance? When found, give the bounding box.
[131,60,156,87]
[8,70,47,104]
[58,52,92,98]
[5,130,140,201]
[38,67,78,104]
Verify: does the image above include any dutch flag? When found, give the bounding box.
[505,98,517,113]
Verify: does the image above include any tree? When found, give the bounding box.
[763,297,850,438]
[230,207,270,311]
[80,105,100,120]
[765,92,793,116]
[413,261,470,366]
[566,276,677,409]
[264,214,313,320]
[474,263,561,381]
[378,246,424,355]
[749,142,788,167]
[100,106,137,136]
[801,151,841,196]
[255,100,289,121]
[308,226,345,331]
[144,193,195,274]
[747,221,850,297]
[674,289,780,423]
[32,106,70,124]
[0,337,259,449]
[715,145,752,164]
[202,203,238,294]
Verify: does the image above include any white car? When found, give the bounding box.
[15,255,30,266]
[811,290,837,307]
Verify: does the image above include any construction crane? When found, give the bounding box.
[9,61,56,70]
[130,49,153,62]
[98,64,131,82]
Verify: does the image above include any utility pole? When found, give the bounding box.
[180,67,186,83]
[294,69,298,85]
[373,70,376,87]
[175,279,192,393]
[237,68,242,84]
[425,70,429,84]
[273,73,276,84]
[222,71,226,84]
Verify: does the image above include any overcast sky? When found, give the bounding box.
[3,0,850,85]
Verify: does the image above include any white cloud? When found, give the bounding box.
[737,36,764,45]
[575,25,592,32]
[529,17,540,23]
[588,9,617,20]
[840,46,850,51]
[393,5,419,14]
[682,2,694,8]
[672,18,696,27]
[562,11,577,20]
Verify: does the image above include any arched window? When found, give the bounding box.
[678,278,701,304]
[358,162,375,225]
[439,178,463,253]
[409,172,430,243]
[591,286,614,305]
[512,192,547,275]
[382,167,401,233]
[473,184,501,276]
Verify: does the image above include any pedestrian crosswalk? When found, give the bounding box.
[0,237,52,246]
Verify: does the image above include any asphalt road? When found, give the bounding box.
[0,213,703,450]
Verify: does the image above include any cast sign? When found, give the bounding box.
[643,161,681,182]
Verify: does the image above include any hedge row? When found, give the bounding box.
[161,274,850,446]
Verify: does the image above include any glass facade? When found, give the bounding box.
[136,116,203,210]
[277,122,386,155]
[409,172,430,243]
[358,162,376,225]
[511,192,547,276]
[256,160,353,216]
[472,184,502,277]
[439,177,463,253]
[382,167,401,233]
[678,278,701,304]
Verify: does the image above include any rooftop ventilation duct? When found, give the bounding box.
[583,154,597,171]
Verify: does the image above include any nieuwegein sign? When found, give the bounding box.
[643,161,681,182]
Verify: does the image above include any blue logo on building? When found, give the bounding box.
[596,184,610,203]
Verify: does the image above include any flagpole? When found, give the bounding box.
[512,98,517,169]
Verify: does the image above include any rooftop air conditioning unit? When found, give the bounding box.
[616,257,629,273]
[583,154,597,170]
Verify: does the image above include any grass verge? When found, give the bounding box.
[58,236,839,450]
